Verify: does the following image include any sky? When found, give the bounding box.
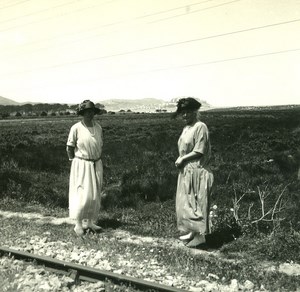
[0,0,299,107]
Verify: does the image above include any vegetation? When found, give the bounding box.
[0,107,300,289]
[0,102,106,118]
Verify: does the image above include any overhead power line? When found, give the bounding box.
[0,0,119,32]
[0,0,81,24]
[0,0,214,24]
[1,17,299,76]
[63,47,300,82]
[134,0,216,20]
[3,47,300,91]
[0,0,240,37]
[0,0,30,11]
[149,0,242,24]
[0,0,217,54]
[0,0,244,59]
[146,48,300,74]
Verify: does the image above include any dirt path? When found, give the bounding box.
[0,209,216,256]
[1,209,300,280]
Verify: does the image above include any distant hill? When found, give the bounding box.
[101,98,164,106]
[0,96,20,105]
[99,97,211,112]
[99,98,165,112]
[209,104,300,112]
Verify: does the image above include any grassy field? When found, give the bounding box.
[0,108,300,290]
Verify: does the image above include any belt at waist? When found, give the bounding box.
[75,156,101,162]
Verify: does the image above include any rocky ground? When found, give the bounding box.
[0,210,299,291]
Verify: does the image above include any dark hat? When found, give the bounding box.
[77,100,101,115]
[175,97,201,115]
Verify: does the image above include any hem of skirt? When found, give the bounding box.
[177,223,209,234]
[69,214,99,220]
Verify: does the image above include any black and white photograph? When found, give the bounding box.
[0,0,299,291]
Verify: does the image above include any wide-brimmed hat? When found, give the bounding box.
[77,100,101,115]
[174,97,201,115]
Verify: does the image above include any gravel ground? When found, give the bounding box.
[1,210,297,291]
[0,256,108,292]
[1,232,243,292]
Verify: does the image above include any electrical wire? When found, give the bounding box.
[2,47,300,90]
[0,0,120,32]
[0,0,30,11]
[0,0,222,55]
[9,0,217,49]
[0,0,219,40]
[0,0,244,60]
[134,0,216,20]
[1,18,299,76]
[148,0,242,24]
[0,0,82,25]
[144,48,300,74]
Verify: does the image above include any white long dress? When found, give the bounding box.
[67,121,103,221]
[176,121,214,234]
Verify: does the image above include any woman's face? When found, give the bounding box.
[181,110,197,125]
[83,108,95,121]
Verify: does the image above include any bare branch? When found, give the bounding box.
[248,203,254,220]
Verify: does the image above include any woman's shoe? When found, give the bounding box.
[179,232,195,241]
[74,225,84,236]
[186,233,206,248]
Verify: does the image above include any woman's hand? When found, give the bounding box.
[66,146,75,160]
[175,156,184,168]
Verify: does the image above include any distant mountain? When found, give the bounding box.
[99,97,211,112]
[0,96,20,105]
[209,104,300,112]
[101,98,164,105]
[98,98,165,112]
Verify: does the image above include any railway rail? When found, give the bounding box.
[0,246,186,292]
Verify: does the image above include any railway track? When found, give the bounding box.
[0,246,187,292]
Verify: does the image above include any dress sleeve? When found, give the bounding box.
[193,123,209,154]
[67,124,77,147]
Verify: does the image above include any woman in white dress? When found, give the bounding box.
[174,97,214,248]
[66,100,103,236]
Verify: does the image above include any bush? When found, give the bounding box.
[221,230,300,263]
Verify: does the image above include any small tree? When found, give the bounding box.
[1,113,9,119]
[99,109,107,115]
